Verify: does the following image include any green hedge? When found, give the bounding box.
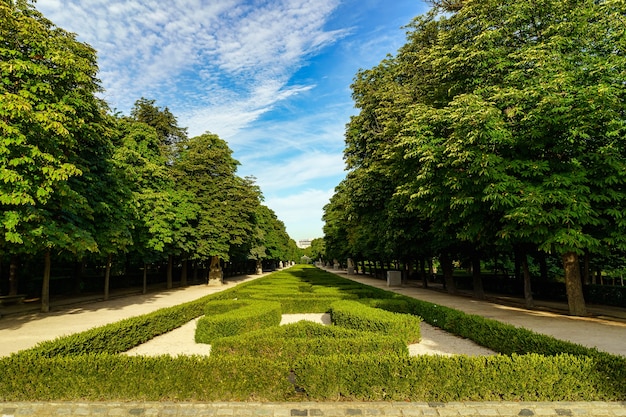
[293,353,615,401]
[211,321,409,361]
[0,354,292,401]
[329,300,421,343]
[247,293,350,313]
[24,298,210,358]
[1,265,624,402]
[195,300,282,343]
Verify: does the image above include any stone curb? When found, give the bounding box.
[1,401,626,417]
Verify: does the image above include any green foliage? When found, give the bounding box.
[329,300,422,343]
[324,0,626,314]
[195,300,282,343]
[211,321,409,362]
[2,265,624,402]
[0,0,105,256]
[294,353,613,401]
[25,298,210,357]
[0,354,291,401]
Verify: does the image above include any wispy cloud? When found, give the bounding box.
[35,0,427,241]
[37,0,346,136]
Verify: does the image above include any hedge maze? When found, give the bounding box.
[0,265,624,402]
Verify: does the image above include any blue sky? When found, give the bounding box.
[36,0,429,243]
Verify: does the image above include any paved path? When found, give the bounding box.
[1,267,625,416]
[1,400,626,416]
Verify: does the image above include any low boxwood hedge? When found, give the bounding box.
[195,300,282,343]
[0,354,292,401]
[1,265,624,402]
[293,353,616,401]
[211,321,409,361]
[329,300,422,343]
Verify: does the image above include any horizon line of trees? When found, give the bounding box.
[322,0,626,316]
[0,1,299,311]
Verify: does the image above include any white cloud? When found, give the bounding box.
[245,151,345,194]
[36,0,346,134]
[265,188,336,241]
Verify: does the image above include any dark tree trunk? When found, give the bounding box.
[143,263,148,295]
[538,252,548,281]
[104,253,112,301]
[41,250,51,313]
[167,255,173,289]
[562,251,588,316]
[472,252,485,300]
[441,253,456,294]
[520,252,535,308]
[181,259,188,286]
[420,258,427,288]
[9,255,18,296]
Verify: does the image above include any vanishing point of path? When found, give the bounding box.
[1,267,625,416]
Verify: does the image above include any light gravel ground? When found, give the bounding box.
[123,313,496,357]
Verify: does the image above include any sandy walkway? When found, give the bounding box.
[123,313,496,357]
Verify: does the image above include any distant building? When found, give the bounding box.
[298,239,312,249]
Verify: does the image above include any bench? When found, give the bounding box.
[0,294,26,306]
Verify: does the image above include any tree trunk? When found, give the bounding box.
[441,253,456,294]
[41,250,51,313]
[9,255,18,296]
[520,252,535,308]
[562,251,588,316]
[181,259,188,286]
[472,252,485,300]
[104,253,112,301]
[143,263,148,295]
[193,261,199,283]
[167,255,173,289]
[420,258,428,288]
[406,259,414,282]
[538,252,548,281]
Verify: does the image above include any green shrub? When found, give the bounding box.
[247,293,353,313]
[330,300,421,343]
[0,354,293,401]
[203,299,252,316]
[5,265,624,402]
[26,298,210,357]
[211,321,408,361]
[293,353,614,401]
[195,300,281,343]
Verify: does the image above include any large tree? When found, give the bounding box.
[0,0,107,311]
[398,0,626,315]
[173,133,260,265]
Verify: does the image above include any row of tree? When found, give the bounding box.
[0,1,298,311]
[323,0,626,316]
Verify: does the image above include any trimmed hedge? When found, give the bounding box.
[195,300,282,343]
[0,354,292,401]
[24,298,210,358]
[2,265,624,402]
[211,321,409,361]
[247,293,351,313]
[329,300,422,343]
[294,353,615,401]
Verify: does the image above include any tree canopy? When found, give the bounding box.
[324,0,626,315]
[0,0,298,309]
